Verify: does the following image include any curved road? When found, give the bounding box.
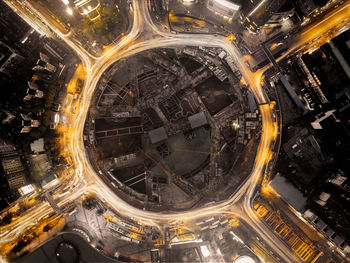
[0,0,349,262]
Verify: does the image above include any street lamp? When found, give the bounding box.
[66,7,73,15]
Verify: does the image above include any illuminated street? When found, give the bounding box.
[0,0,349,262]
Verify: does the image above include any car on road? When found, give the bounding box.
[51,102,62,112]
[50,112,60,130]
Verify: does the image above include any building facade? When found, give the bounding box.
[0,142,26,189]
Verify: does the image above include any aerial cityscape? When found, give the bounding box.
[0,0,349,262]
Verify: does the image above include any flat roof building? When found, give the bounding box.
[206,0,240,18]
[148,127,168,144]
[188,112,208,129]
[311,110,339,130]
[269,173,307,212]
[30,138,45,154]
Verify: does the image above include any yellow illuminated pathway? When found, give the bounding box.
[0,0,349,262]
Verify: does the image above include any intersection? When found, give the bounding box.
[0,0,349,262]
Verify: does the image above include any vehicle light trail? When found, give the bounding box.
[0,0,349,262]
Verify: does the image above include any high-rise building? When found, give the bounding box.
[6,172,26,189]
[0,41,24,76]
[1,156,24,174]
[23,81,44,101]
[0,142,26,190]
[32,53,56,73]
[240,0,287,33]
[0,143,16,157]
[0,109,16,125]
[19,113,40,133]
[0,1,30,43]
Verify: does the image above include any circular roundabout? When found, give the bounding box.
[84,46,262,211]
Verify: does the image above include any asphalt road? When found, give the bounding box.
[0,0,349,262]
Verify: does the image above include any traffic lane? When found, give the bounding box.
[261,190,347,263]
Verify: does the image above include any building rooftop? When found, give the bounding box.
[269,173,307,212]
[148,126,168,144]
[188,112,208,129]
[30,138,45,154]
